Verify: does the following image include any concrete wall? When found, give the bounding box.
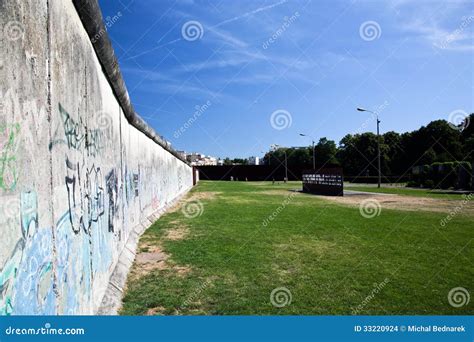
[0,0,193,315]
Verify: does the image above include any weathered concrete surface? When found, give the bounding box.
[97,195,188,315]
[0,0,193,315]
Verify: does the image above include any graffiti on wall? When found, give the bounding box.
[178,167,183,191]
[55,210,92,314]
[1,100,193,315]
[124,167,139,204]
[65,157,105,236]
[0,191,55,315]
[13,191,55,314]
[49,103,105,157]
[0,123,20,192]
[105,169,119,233]
[133,173,139,197]
[54,103,113,313]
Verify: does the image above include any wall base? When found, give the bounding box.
[97,189,192,315]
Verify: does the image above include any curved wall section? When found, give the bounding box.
[0,0,193,315]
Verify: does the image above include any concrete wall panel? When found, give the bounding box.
[0,0,193,315]
[0,0,56,315]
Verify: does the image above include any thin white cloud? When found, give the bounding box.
[211,0,289,29]
[178,56,250,73]
[122,67,172,81]
[390,0,474,51]
[402,16,474,51]
[123,65,238,101]
[126,1,288,60]
[206,26,249,48]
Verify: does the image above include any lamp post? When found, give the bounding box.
[299,133,316,170]
[357,107,381,188]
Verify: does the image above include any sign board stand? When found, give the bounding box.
[302,168,344,196]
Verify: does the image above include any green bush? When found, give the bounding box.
[406,180,419,188]
[411,161,473,189]
[423,179,435,189]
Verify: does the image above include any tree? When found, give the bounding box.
[231,158,248,165]
[337,133,379,176]
[382,131,402,175]
[256,114,472,177]
[314,137,338,165]
[461,114,474,162]
[419,147,436,165]
[287,147,312,167]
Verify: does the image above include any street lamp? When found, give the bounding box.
[357,107,381,188]
[299,133,316,170]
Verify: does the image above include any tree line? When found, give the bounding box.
[261,114,473,177]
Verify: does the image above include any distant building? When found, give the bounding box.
[185,152,218,166]
[186,153,202,164]
[176,150,187,160]
[203,156,217,166]
[248,156,260,165]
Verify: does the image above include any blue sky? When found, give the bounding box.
[99,0,473,159]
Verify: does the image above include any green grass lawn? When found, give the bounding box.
[121,181,473,315]
[345,185,470,200]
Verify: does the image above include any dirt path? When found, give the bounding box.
[127,192,218,284]
[323,192,474,215]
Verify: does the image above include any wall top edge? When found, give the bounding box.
[71,0,190,165]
